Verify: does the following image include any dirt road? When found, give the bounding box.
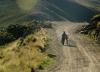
[51,21,100,72]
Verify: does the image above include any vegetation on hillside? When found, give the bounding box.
[0,20,52,45]
[80,14,100,42]
[0,21,53,72]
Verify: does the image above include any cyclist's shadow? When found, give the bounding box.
[64,39,77,47]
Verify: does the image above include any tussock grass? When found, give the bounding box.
[0,28,53,72]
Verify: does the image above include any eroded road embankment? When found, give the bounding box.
[51,21,100,72]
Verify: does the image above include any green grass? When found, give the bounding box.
[38,57,53,70]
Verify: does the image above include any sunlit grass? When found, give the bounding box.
[0,28,53,72]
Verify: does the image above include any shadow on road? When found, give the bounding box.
[63,39,77,48]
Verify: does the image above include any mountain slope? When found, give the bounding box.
[74,0,100,12]
[32,0,98,21]
[0,0,99,27]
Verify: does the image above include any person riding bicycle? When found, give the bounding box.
[61,31,69,45]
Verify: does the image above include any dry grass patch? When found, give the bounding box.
[0,28,53,72]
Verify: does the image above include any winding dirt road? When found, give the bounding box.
[52,21,100,72]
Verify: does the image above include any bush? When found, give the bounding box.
[80,14,100,41]
[0,24,33,45]
[0,20,52,45]
[0,31,14,45]
[7,24,28,39]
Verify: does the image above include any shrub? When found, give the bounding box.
[80,14,100,41]
[0,30,14,45]
[0,24,33,45]
[7,24,28,39]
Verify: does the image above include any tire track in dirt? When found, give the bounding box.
[52,21,100,72]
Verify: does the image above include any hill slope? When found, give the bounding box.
[0,25,52,72]
[0,0,99,28]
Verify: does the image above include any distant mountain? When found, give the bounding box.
[30,0,98,21]
[74,0,100,12]
[0,0,99,27]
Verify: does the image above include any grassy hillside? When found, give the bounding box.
[0,21,53,72]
